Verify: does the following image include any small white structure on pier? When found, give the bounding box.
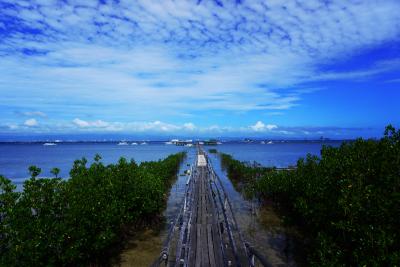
[197,154,207,167]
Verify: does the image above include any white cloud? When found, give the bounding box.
[141,120,180,132]
[0,117,378,138]
[22,111,47,117]
[72,118,89,127]
[250,121,278,132]
[73,118,109,128]
[24,118,38,127]
[183,122,196,131]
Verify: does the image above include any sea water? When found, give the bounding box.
[0,141,341,183]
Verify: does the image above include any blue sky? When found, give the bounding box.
[0,0,400,139]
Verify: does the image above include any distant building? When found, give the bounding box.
[203,139,218,145]
[170,139,193,146]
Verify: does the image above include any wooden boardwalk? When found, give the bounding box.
[186,157,224,266]
[153,148,270,267]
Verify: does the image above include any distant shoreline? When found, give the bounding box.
[0,139,350,144]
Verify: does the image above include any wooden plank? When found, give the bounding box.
[200,224,209,267]
[207,224,216,267]
[182,179,195,265]
[208,176,225,267]
[205,179,212,224]
[194,170,200,224]
[198,172,203,225]
[212,220,225,267]
[195,225,201,267]
[201,175,207,225]
[188,219,196,266]
[188,172,199,266]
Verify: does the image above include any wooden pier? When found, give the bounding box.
[152,147,271,267]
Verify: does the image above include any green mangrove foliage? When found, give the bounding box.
[0,152,185,267]
[220,153,274,199]
[221,126,400,266]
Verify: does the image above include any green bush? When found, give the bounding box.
[0,152,185,266]
[222,126,400,266]
[220,153,274,199]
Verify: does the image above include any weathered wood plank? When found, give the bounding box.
[201,175,207,225]
[199,224,209,267]
[188,172,199,267]
[187,220,196,266]
[213,222,225,267]
[207,224,216,267]
[195,225,201,267]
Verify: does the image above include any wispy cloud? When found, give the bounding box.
[17,111,47,117]
[384,78,400,83]
[0,0,399,135]
[72,119,185,133]
[311,58,400,81]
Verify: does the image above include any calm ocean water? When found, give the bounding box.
[0,141,341,184]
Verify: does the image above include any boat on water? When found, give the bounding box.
[131,142,138,145]
[117,141,129,146]
[43,142,57,146]
[185,143,193,147]
[261,141,266,144]
[140,142,148,145]
[165,141,173,145]
[267,141,273,144]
